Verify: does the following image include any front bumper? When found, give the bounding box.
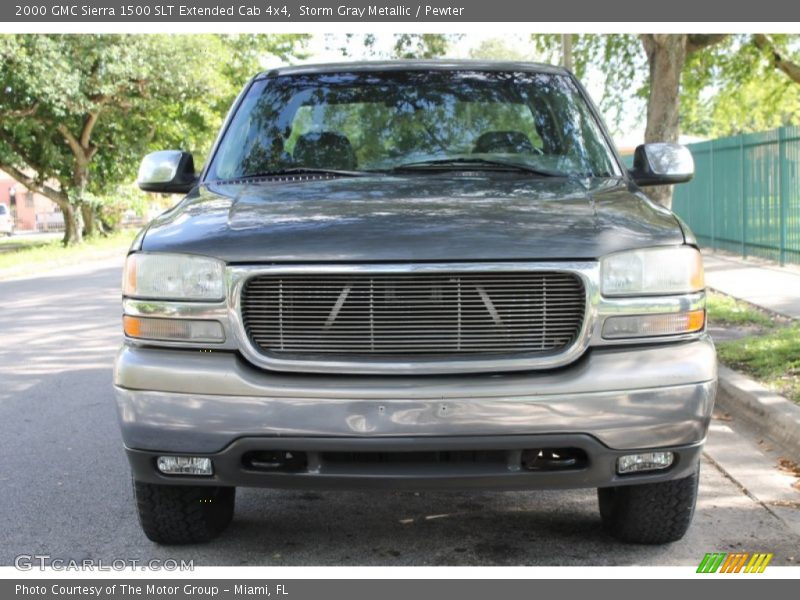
[126,435,704,490]
[114,336,716,489]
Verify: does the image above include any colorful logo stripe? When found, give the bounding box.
[697,552,773,573]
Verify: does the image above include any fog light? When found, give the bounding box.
[616,451,674,474]
[156,456,213,476]
[602,310,705,339]
[124,316,224,343]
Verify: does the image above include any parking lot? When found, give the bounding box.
[1,258,799,567]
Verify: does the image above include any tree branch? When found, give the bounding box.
[80,112,100,158]
[686,34,729,54]
[56,124,86,161]
[56,112,101,162]
[753,34,800,84]
[0,102,40,118]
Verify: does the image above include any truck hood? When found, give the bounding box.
[141,174,685,262]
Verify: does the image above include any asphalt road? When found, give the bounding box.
[1,258,799,567]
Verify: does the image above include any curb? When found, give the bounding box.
[716,365,800,461]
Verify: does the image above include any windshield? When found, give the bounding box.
[207,70,622,180]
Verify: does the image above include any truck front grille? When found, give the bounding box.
[241,272,585,358]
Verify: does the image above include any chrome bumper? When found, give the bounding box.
[114,336,717,455]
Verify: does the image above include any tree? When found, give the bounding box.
[534,34,800,208]
[0,34,308,245]
[637,35,728,206]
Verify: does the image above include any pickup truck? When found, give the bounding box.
[115,60,716,546]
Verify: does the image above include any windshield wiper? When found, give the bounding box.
[237,167,372,179]
[385,157,569,177]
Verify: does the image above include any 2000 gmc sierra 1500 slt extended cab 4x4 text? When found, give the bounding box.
[114,61,716,546]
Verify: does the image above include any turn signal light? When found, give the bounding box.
[123,316,225,343]
[602,309,705,339]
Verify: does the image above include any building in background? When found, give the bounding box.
[0,170,64,232]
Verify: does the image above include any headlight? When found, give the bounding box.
[123,253,225,301]
[601,246,704,296]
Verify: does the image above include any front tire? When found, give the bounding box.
[133,481,235,544]
[598,467,699,544]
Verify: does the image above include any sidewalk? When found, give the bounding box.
[702,250,800,319]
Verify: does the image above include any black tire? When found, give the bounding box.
[133,481,235,544]
[598,467,699,544]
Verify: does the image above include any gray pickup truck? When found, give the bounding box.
[115,61,716,546]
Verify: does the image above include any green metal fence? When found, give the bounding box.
[671,125,800,265]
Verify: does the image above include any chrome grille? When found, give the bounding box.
[241,272,586,358]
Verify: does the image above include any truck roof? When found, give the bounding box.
[258,59,570,79]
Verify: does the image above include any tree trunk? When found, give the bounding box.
[640,34,688,209]
[561,34,573,71]
[81,203,96,238]
[62,203,83,246]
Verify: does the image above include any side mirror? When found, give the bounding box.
[629,143,694,186]
[137,151,197,194]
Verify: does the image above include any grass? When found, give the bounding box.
[706,291,797,403]
[0,228,138,275]
[0,234,57,250]
[706,291,776,328]
[717,324,800,404]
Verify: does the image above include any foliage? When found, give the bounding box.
[333,33,460,60]
[84,183,165,232]
[391,34,455,59]
[681,35,800,137]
